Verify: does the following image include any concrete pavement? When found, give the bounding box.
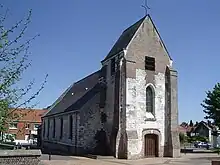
[40,153,220,165]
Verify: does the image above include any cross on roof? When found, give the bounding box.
[141,0,150,16]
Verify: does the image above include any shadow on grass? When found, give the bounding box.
[189,156,220,161]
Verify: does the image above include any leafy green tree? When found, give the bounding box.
[201,83,220,127]
[189,120,194,127]
[180,122,188,127]
[0,5,47,133]
[179,133,187,144]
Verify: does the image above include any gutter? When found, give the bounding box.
[101,49,125,64]
[42,110,80,119]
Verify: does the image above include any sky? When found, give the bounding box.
[1,0,220,123]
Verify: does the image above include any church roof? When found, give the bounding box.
[64,83,101,112]
[44,70,100,117]
[102,15,147,62]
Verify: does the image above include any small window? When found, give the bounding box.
[9,123,18,129]
[53,118,55,138]
[145,56,155,71]
[60,117,63,139]
[34,124,40,130]
[69,115,73,140]
[47,120,50,138]
[25,123,30,129]
[111,57,115,75]
[146,86,154,113]
[43,121,46,137]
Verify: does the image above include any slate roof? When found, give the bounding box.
[44,70,100,117]
[102,15,147,62]
[65,83,101,112]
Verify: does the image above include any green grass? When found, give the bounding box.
[211,147,220,154]
[1,141,15,145]
[0,143,14,150]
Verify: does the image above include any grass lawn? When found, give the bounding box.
[0,142,15,150]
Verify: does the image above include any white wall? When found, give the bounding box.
[126,69,165,156]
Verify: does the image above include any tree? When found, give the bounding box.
[201,83,220,128]
[0,5,47,132]
[194,121,199,127]
[179,132,187,144]
[180,122,188,127]
[189,120,194,127]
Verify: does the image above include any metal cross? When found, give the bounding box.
[141,0,150,16]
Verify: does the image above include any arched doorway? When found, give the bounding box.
[144,134,158,157]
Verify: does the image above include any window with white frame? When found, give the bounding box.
[9,123,18,129]
[34,124,40,130]
[25,123,30,129]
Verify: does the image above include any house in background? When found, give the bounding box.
[190,121,219,147]
[6,109,47,144]
[178,125,187,135]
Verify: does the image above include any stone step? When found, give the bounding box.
[96,156,116,160]
[85,154,115,160]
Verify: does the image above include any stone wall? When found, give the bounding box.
[167,68,180,157]
[78,93,102,153]
[43,112,79,144]
[124,16,174,159]
[42,92,102,155]
[126,69,166,159]
[101,52,124,155]
[102,58,116,139]
[0,150,41,165]
[116,57,127,159]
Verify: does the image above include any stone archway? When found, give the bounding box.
[142,129,162,158]
[144,134,159,157]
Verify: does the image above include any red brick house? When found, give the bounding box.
[178,125,187,135]
[6,109,47,143]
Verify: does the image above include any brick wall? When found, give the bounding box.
[7,109,46,141]
[8,122,41,140]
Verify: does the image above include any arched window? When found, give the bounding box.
[146,86,154,113]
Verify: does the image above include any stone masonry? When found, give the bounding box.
[0,150,41,165]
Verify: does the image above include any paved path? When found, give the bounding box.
[40,154,78,161]
[41,153,220,165]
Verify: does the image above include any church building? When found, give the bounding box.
[41,14,180,159]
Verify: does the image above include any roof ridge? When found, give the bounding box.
[102,15,148,62]
[74,70,100,85]
[122,15,147,33]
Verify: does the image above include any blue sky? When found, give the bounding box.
[2,0,220,123]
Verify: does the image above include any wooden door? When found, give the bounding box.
[145,134,158,157]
